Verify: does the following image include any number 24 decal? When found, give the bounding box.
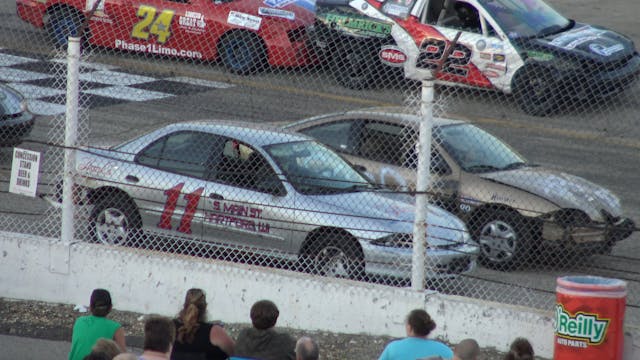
[132,5,175,44]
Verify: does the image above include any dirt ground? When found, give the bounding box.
[0,297,549,360]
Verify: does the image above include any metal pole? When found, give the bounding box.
[61,37,81,245]
[411,79,434,290]
[410,32,461,290]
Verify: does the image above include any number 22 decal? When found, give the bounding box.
[158,183,203,234]
[132,5,175,44]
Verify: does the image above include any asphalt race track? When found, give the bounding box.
[0,0,639,328]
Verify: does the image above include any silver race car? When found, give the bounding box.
[285,110,636,269]
[70,121,478,280]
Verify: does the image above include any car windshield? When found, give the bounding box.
[479,0,570,39]
[434,123,527,173]
[265,140,374,195]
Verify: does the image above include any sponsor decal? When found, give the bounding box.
[258,7,295,20]
[549,26,606,49]
[382,3,409,17]
[78,159,117,177]
[485,63,506,71]
[492,53,505,62]
[324,13,392,37]
[263,0,297,8]
[489,42,504,50]
[115,39,203,58]
[179,11,206,34]
[228,11,262,31]
[527,50,554,61]
[490,193,514,203]
[361,2,368,10]
[206,200,270,233]
[482,70,499,78]
[479,52,491,60]
[476,39,486,51]
[589,43,625,56]
[555,304,609,346]
[379,45,407,66]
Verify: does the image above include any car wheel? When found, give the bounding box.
[332,39,376,90]
[90,194,142,246]
[46,8,85,49]
[218,31,265,75]
[307,236,365,280]
[512,65,558,117]
[473,211,530,270]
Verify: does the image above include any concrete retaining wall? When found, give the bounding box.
[0,232,556,357]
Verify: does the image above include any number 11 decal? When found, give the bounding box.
[158,183,204,234]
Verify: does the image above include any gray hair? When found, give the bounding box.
[295,336,319,360]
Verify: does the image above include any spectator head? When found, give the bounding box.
[90,289,113,317]
[91,338,122,359]
[177,288,208,343]
[143,315,176,354]
[405,309,436,337]
[454,338,480,360]
[112,354,138,360]
[504,337,534,360]
[250,300,280,330]
[295,336,319,360]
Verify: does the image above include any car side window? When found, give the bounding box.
[357,121,412,166]
[136,131,217,178]
[437,0,482,33]
[403,145,452,175]
[214,139,283,193]
[298,121,356,154]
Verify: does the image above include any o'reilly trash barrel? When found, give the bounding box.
[554,275,627,360]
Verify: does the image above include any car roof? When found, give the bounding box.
[285,107,465,130]
[153,120,311,147]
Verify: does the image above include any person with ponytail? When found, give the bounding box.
[503,337,534,360]
[378,309,454,360]
[171,288,235,360]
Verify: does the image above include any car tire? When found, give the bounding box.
[46,8,85,49]
[90,193,142,246]
[218,31,265,75]
[512,65,558,117]
[473,211,530,270]
[306,235,365,280]
[332,38,377,90]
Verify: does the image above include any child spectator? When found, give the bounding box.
[69,289,126,360]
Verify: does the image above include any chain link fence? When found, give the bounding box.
[2,0,639,332]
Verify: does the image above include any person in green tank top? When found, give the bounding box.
[68,289,127,360]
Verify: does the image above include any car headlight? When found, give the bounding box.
[371,233,412,248]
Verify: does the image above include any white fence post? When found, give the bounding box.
[61,37,81,245]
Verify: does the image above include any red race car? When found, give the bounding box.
[17,0,316,73]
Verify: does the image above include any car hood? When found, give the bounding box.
[304,191,469,246]
[523,24,635,61]
[480,166,622,220]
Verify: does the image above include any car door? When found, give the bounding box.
[103,0,209,59]
[418,0,515,90]
[202,137,294,254]
[131,130,218,240]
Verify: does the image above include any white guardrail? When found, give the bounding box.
[0,231,555,357]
